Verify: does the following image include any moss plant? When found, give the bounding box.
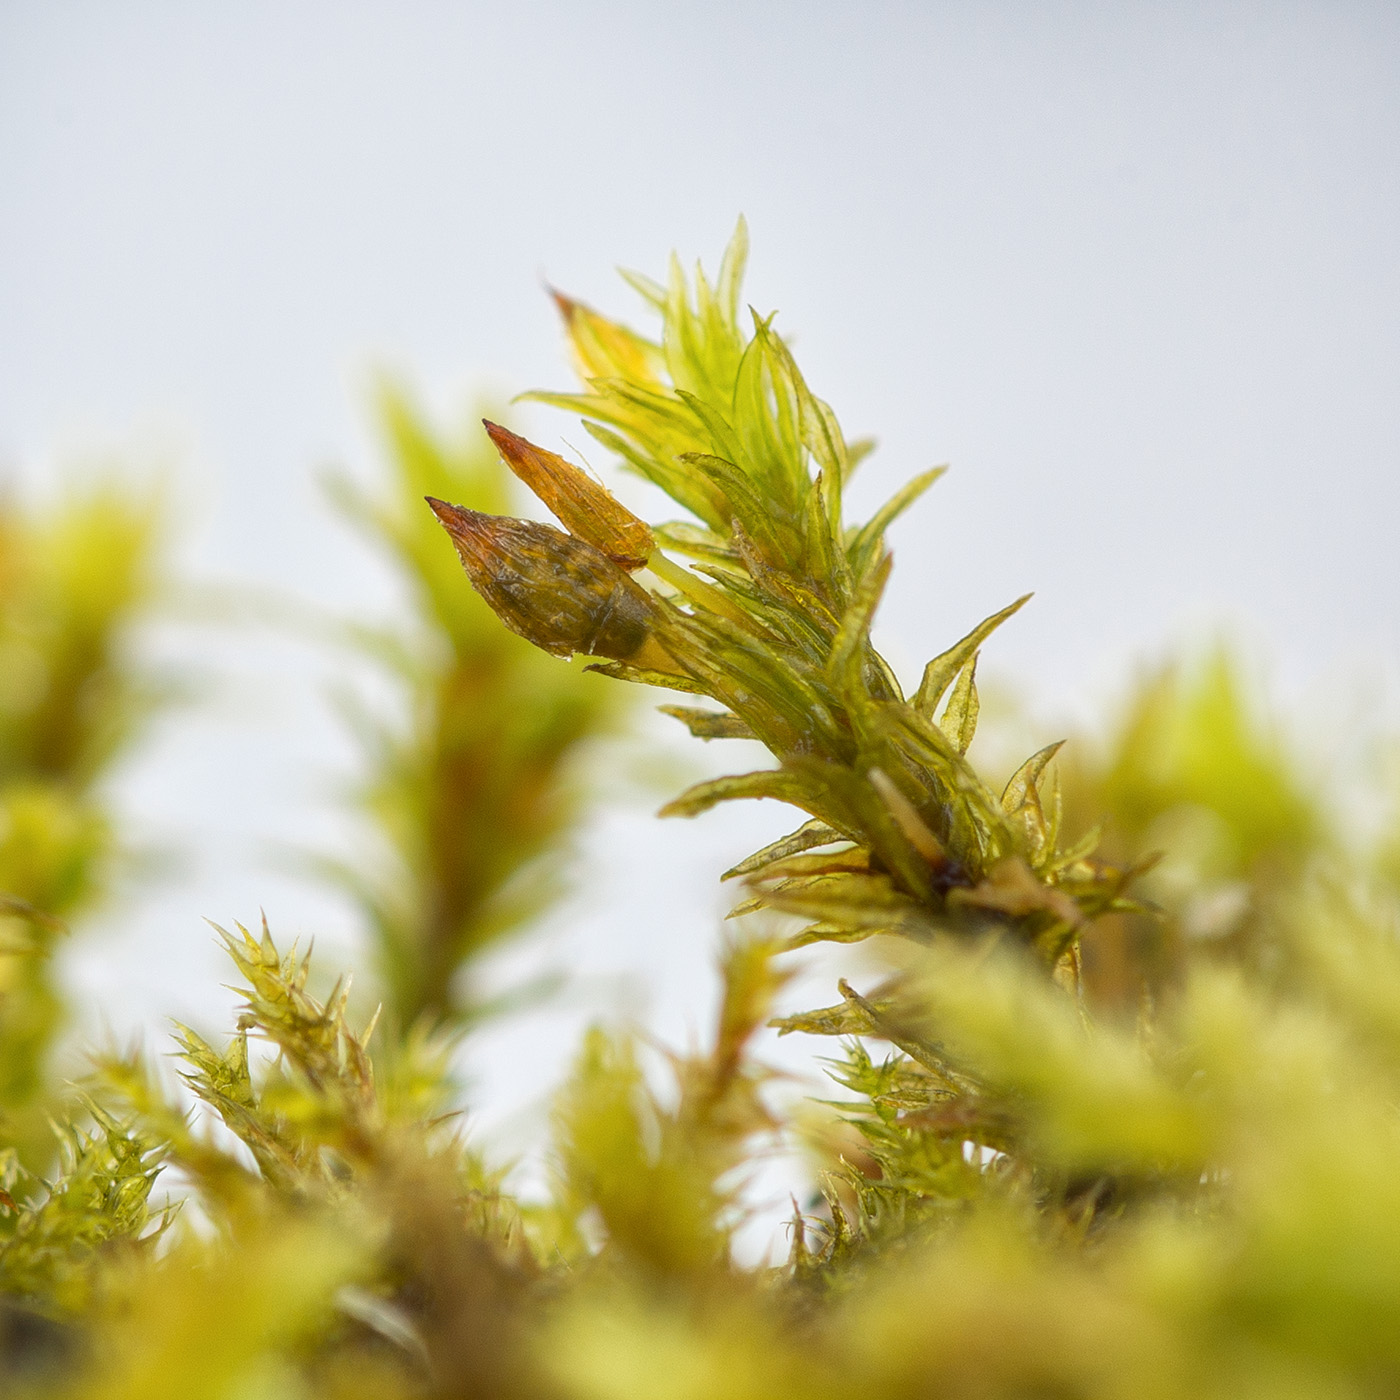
[0,483,167,1163]
[323,385,622,1033]
[3,230,1400,1400]
[434,224,1140,978]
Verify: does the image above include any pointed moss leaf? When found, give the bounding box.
[938,653,980,755]
[868,768,946,867]
[1044,763,1063,854]
[584,661,708,694]
[673,392,746,471]
[771,1000,877,1039]
[846,436,877,475]
[1045,822,1105,874]
[482,420,653,568]
[734,316,796,479]
[847,467,947,578]
[552,290,665,385]
[913,594,1031,718]
[653,521,736,564]
[761,873,926,931]
[577,419,699,507]
[750,848,871,881]
[810,396,849,488]
[596,375,718,436]
[657,705,756,740]
[784,922,884,949]
[808,470,850,594]
[827,552,893,693]
[753,316,848,486]
[716,216,749,324]
[724,892,770,919]
[722,819,846,880]
[678,453,785,560]
[659,768,814,819]
[617,266,667,310]
[1011,782,1049,867]
[1001,741,1066,815]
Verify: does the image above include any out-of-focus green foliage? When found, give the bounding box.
[0,484,166,1158]
[1378,762,1400,894]
[324,386,620,1033]
[59,920,529,1400]
[549,931,787,1278]
[5,230,1400,1400]
[1054,648,1328,1006]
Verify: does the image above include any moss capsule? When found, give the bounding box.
[427,497,670,666]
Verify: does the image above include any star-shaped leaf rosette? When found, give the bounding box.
[428,222,1142,996]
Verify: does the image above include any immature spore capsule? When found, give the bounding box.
[427,497,669,665]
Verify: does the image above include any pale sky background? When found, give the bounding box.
[2,2,1398,1196]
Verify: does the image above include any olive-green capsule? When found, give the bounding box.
[427,497,671,666]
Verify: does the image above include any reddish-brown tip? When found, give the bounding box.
[426,495,475,531]
[547,286,579,322]
[425,496,491,561]
[481,420,524,456]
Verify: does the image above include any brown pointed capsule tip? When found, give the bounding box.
[426,495,671,667]
[426,496,491,561]
[425,495,463,525]
[480,421,654,571]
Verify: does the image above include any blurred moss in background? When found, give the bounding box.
[0,484,168,1164]
[1060,649,1327,1008]
[322,384,622,1036]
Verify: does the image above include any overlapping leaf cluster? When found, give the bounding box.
[438,222,1139,973]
